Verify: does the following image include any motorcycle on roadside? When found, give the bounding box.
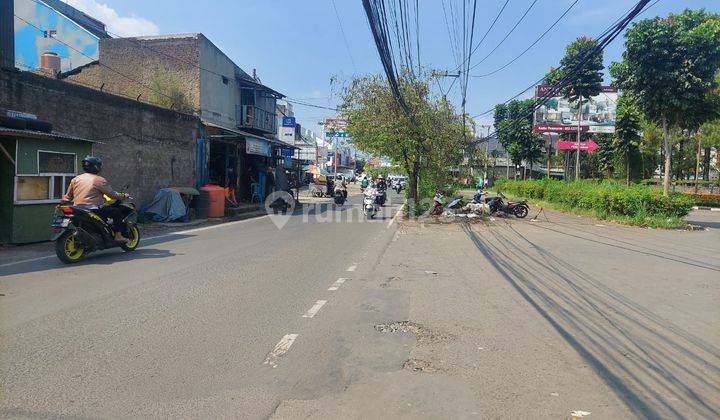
[51,195,140,264]
[487,192,529,218]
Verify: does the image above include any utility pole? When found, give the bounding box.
[477,125,491,184]
[695,134,702,194]
[575,96,583,181]
[546,133,552,179]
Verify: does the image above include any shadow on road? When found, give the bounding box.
[462,223,720,419]
[521,219,720,273]
[0,246,180,277]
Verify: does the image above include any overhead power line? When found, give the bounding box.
[468,0,540,71]
[330,0,358,74]
[472,0,653,144]
[452,0,510,73]
[471,0,581,78]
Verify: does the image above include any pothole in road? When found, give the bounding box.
[403,358,443,373]
[380,276,402,288]
[374,321,456,344]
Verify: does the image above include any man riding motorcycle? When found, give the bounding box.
[62,156,131,242]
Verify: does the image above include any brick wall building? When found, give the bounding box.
[1,68,201,205]
[63,35,201,113]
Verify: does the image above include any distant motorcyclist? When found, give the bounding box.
[62,156,130,242]
[376,175,387,191]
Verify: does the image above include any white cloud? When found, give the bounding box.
[64,0,160,37]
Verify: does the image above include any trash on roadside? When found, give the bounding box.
[570,410,592,419]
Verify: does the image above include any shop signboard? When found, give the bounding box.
[282,116,296,127]
[533,85,617,134]
[281,148,294,157]
[246,137,271,157]
[279,126,295,143]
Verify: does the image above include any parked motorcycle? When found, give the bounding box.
[431,191,446,215]
[487,192,529,218]
[51,197,140,264]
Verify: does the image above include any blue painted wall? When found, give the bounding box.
[14,0,99,72]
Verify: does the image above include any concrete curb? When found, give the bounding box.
[692,206,720,211]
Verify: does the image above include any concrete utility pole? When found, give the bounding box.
[477,125,491,182]
[575,96,583,181]
[695,134,702,194]
[0,0,14,69]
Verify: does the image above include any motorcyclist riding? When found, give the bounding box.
[62,156,131,243]
[376,175,387,192]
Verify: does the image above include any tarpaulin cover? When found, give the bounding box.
[142,188,187,222]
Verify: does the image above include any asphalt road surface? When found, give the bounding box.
[1,193,718,419]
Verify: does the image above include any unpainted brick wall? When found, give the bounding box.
[1,69,200,206]
[64,36,202,113]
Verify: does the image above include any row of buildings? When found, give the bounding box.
[0,0,350,243]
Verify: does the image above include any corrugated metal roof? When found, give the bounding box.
[0,127,96,143]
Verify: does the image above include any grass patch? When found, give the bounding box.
[494,179,692,229]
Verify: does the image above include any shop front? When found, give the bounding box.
[0,127,94,244]
[205,122,283,204]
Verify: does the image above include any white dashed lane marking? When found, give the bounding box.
[263,334,298,367]
[302,300,327,318]
[328,278,347,291]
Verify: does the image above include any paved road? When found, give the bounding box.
[0,192,403,418]
[2,196,718,419]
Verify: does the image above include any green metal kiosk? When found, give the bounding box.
[0,127,94,244]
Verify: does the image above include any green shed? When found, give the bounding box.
[0,127,94,244]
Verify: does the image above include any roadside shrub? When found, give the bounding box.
[497,179,693,219]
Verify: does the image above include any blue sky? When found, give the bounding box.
[66,0,719,131]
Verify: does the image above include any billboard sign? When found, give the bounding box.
[533,85,617,134]
[324,117,348,130]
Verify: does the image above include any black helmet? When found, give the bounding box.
[82,155,102,174]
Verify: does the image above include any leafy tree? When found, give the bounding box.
[543,67,563,86]
[494,99,543,179]
[614,94,642,185]
[595,134,615,177]
[610,9,720,195]
[558,36,604,180]
[342,74,465,202]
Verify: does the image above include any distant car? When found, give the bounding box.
[561,117,572,124]
[342,171,356,182]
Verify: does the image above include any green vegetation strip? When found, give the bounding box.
[495,179,694,229]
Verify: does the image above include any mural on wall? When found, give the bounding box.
[14,0,100,72]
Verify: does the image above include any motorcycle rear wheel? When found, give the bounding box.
[514,205,529,219]
[55,231,85,264]
[120,225,141,252]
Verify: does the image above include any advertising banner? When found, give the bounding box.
[533,85,617,134]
